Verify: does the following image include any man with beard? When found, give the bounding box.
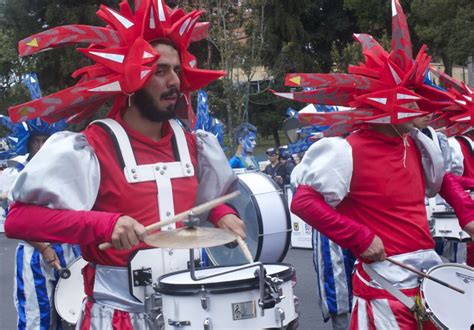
[5,1,246,328]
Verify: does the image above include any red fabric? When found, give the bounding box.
[208,204,239,227]
[467,243,474,267]
[112,310,133,330]
[5,202,120,245]
[291,185,375,257]
[80,301,93,330]
[439,172,474,228]
[456,175,474,190]
[338,129,434,256]
[458,136,474,177]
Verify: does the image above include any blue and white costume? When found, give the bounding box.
[1,118,81,330]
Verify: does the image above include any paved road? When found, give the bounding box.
[0,235,331,329]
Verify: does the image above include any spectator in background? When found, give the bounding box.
[279,145,296,185]
[264,147,286,188]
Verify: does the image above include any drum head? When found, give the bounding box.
[421,264,474,329]
[205,172,290,266]
[54,257,87,324]
[157,263,294,295]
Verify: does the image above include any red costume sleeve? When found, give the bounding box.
[455,175,474,191]
[291,185,375,257]
[208,204,239,226]
[5,202,120,244]
[439,172,474,228]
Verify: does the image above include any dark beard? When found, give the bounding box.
[134,88,178,122]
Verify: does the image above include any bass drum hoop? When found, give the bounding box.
[156,263,295,296]
[206,171,291,265]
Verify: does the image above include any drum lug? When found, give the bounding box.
[200,288,210,311]
[203,317,212,330]
[275,307,286,328]
[168,319,191,327]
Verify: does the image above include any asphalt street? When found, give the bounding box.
[0,235,331,329]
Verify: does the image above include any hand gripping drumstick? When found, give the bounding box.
[98,191,241,250]
[386,257,465,294]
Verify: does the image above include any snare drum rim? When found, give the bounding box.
[156,263,295,296]
[420,263,473,330]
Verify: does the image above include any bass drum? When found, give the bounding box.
[206,171,291,265]
[54,257,87,325]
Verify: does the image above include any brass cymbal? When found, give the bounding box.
[144,227,238,248]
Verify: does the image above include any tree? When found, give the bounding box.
[0,0,116,115]
[411,0,474,75]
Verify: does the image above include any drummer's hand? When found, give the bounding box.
[217,214,246,240]
[360,235,386,262]
[463,221,474,239]
[40,245,61,269]
[111,216,147,250]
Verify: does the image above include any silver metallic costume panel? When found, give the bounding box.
[290,137,353,207]
[195,130,238,210]
[9,131,100,210]
[409,128,445,198]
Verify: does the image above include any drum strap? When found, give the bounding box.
[90,118,195,226]
[362,263,416,311]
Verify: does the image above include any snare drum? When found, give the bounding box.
[420,263,474,329]
[431,212,472,242]
[156,263,297,329]
[206,172,291,265]
[54,257,87,325]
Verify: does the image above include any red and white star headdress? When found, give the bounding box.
[8,0,225,125]
[427,67,474,136]
[273,0,452,132]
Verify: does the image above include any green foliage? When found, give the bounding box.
[411,0,474,74]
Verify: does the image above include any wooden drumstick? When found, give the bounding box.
[237,236,253,264]
[386,257,465,294]
[98,191,241,250]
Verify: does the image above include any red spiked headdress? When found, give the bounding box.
[427,67,474,136]
[8,0,225,125]
[273,0,453,133]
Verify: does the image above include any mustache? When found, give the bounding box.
[161,88,180,99]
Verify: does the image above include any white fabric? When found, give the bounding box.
[448,137,465,176]
[194,130,238,207]
[9,131,101,210]
[361,249,442,290]
[291,137,353,207]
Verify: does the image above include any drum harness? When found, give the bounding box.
[362,263,432,329]
[91,118,195,326]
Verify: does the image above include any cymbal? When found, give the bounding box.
[144,227,238,249]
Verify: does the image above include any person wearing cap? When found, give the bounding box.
[0,117,81,330]
[275,1,474,328]
[278,145,296,186]
[229,122,259,171]
[263,147,286,188]
[4,1,245,328]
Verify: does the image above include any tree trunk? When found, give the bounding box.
[441,53,453,76]
[272,127,280,147]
